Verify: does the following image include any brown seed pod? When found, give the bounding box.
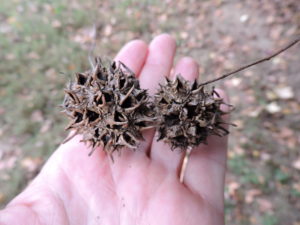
[61,58,155,155]
[154,75,230,150]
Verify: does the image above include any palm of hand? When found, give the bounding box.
[1,34,228,225]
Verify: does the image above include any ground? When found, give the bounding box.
[0,0,300,224]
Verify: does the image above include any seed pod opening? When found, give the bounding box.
[154,75,230,150]
[61,58,155,155]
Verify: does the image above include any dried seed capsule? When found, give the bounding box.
[154,75,230,150]
[61,58,155,155]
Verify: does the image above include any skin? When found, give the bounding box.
[0,34,229,225]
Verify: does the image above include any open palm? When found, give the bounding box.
[0,34,228,225]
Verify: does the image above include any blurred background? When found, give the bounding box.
[0,0,300,224]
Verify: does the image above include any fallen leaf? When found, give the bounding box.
[292,158,300,170]
[0,192,5,203]
[40,120,52,133]
[265,102,281,114]
[232,120,244,129]
[51,20,62,28]
[293,183,300,192]
[261,152,271,161]
[279,127,294,139]
[240,14,249,23]
[232,146,245,156]
[223,35,234,47]
[159,14,167,22]
[270,26,284,40]
[103,25,112,36]
[266,90,277,100]
[231,78,242,87]
[31,110,43,122]
[248,106,263,117]
[0,156,17,171]
[274,86,294,100]
[245,189,262,203]
[28,52,40,59]
[5,53,15,60]
[21,157,43,172]
[266,15,275,24]
[7,16,17,24]
[228,181,240,196]
[251,150,260,158]
[257,198,273,212]
[180,31,188,39]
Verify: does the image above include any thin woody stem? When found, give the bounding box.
[180,147,193,183]
[199,36,300,86]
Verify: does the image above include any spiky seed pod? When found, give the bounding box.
[61,58,155,155]
[154,75,230,150]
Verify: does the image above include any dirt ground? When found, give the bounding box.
[0,0,300,224]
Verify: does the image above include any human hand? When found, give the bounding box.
[0,34,229,225]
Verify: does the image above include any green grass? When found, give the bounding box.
[0,0,98,206]
[0,0,93,155]
[261,213,278,225]
[228,156,262,186]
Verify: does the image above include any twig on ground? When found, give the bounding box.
[199,37,300,86]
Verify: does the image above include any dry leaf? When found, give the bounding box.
[104,25,112,36]
[257,198,273,212]
[240,14,249,23]
[231,78,242,87]
[245,189,262,203]
[265,102,281,114]
[51,20,62,28]
[292,158,300,170]
[30,110,43,122]
[274,86,294,100]
[293,183,300,192]
[0,192,5,203]
[248,106,263,117]
[21,157,43,172]
[279,127,294,139]
[261,152,271,161]
[232,120,244,129]
[266,90,277,100]
[40,120,52,133]
[228,181,240,196]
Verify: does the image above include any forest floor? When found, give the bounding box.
[0,0,300,224]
